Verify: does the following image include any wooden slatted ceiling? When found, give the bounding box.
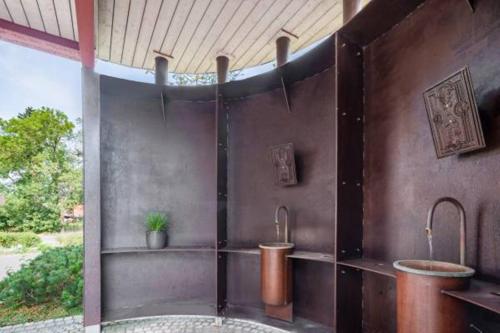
[0,0,349,73]
[0,0,78,41]
[98,0,343,74]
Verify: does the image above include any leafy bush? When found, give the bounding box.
[146,212,168,231]
[0,232,41,249]
[0,245,82,309]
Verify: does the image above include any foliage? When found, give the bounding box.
[146,212,168,232]
[0,302,81,327]
[0,108,82,233]
[0,232,40,249]
[0,245,83,310]
[55,232,82,247]
[171,70,241,86]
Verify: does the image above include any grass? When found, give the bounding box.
[0,303,81,327]
[54,232,82,246]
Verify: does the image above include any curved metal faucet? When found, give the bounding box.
[426,197,466,265]
[274,206,289,243]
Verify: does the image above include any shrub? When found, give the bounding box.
[146,212,168,232]
[0,232,41,249]
[0,245,82,309]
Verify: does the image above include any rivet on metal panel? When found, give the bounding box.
[356,117,361,121]
[342,181,346,185]
[356,248,361,252]
[342,43,346,48]
[341,270,346,274]
[342,112,347,116]
[218,255,222,259]
[341,250,346,254]
[356,52,361,56]
[356,183,361,187]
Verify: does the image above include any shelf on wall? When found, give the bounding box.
[101,246,215,254]
[337,258,396,278]
[218,247,334,264]
[442,279,500,315]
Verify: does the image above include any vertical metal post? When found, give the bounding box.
[216,56,229,84]
[82,67,101,333]
[276,36,290,67]
[155,56,168,85]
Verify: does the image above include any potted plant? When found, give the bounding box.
[145,212,168,249]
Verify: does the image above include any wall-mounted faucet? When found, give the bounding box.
[426,197,466,265]
[274,205,289,243]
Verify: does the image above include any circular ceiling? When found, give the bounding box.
[96,0,344,73]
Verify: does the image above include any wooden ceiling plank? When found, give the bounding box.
[21,0,45,32]
[233,0,303,70]
[141,0,178,69]
[131,0,163,68]
[292,3,341,52]
[171,0,214,72]
[194,0,260,73]
[108,0,129,63]
[160,0,195,65]
[0,0,13,21]
[97,0,113,60]
[177,0,228,73]
[244,0,325,69]
[37,0,59,36]
[221,0,277,65]
[69,0,77,40]
[185,0,242,73]
[53,0,73,39]
[4,0,29,26]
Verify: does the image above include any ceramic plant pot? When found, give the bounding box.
[146,231,167,249]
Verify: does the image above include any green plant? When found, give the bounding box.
[0,245,83,310]
[146,212,168,232]
[0,232,41,249]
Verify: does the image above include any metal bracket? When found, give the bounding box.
[160,90,168,121]
[466,0,475,12]
[280,74,291,113]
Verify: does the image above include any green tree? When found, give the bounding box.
[0,107,82,233]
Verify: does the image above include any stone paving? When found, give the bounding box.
[0,315,288,333]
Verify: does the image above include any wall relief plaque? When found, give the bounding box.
[423,67,485,158]
[270,143,297,186]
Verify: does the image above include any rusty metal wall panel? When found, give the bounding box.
[102,252,216,320]
[227,69,336,254]
[100,76,216,249]
[363,0,500,331]
[99,75,217,320]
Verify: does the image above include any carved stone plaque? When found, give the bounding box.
[423,67,485,158]
[270,143,297,186]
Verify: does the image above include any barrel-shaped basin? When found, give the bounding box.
[259,243,294,306]
[393,259,474,333]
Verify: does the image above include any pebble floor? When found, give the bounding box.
[0,315,288,333]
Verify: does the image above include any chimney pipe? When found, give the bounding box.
[276,36,290,67]
[216,56,229,84]
[155,56,168,85]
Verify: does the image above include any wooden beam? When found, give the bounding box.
[75,0,95,68]
[0,19,79,61]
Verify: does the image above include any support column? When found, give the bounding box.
[155,56,168,85]
[276,36,290,67]
[343,0,362,23]
[82,67,101,332]
[216,56,229,84]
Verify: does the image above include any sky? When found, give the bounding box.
[0,38,320,122]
